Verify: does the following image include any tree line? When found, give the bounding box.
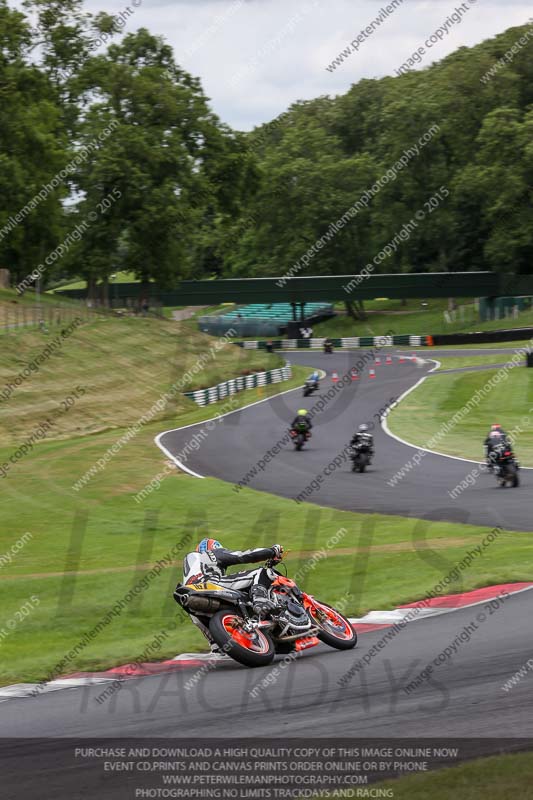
[0,0,532,302]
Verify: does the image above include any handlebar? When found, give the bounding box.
[265,554,285,569]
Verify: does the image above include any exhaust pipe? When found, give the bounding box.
[184,596,222,613]
[275,626,318,642]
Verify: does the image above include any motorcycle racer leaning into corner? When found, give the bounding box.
[179,538,284,656]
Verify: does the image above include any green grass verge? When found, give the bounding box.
[312,298,533,339]
[361,751,533,799]
[433,355,516,371]
[388,364,533,464]
[0,287,82,308]
[49,271,140,291]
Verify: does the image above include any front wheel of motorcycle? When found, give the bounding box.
[209,609,275,667]
[308,601,357,650]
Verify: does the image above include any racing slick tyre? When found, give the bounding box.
[352,453,369,473]
[295,433,306,451]
[209,609,275,667]
[358,454,368,473]
[509,464,520,487]
[307,601,357,650]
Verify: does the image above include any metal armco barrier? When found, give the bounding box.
[184,364,292,406]
[237,335,425,349]
[237,327,533,349]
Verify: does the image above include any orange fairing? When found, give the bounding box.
[295,636,319,651]
[272,576,296,589]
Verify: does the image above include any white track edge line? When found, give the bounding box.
[154,364,326,479]
[349,583,533,626]
[382,357,533,469]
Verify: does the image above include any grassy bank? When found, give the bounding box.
[0,315,287,446]
[313,298,533,339]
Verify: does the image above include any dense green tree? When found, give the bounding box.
[2,0,533,294]
[0,0,68,287]
[67,28,252,299]
[223,21,533,279]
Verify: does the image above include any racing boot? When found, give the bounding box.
[250,585,277,616]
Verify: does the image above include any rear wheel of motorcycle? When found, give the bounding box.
[509,465,520,487]
[209,610,275,667]
[308,601,357,650]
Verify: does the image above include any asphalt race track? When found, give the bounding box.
[1,585,532,792]
[1,586,533,739]
[159,348,531,531]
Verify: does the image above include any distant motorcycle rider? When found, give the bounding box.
[306,371,320,390]
[178,538,284,655]
[350,423,374,456]
[484,424,510,473]
[291,408,313,434]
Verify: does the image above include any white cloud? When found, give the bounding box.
[75,1,533,128]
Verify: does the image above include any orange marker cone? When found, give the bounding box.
[375,356,381,366]
[369,368,376,380]
[399,354,405,364]
[411,352,417,361]
[332,371,339,383]
[385,355,392,365]
[351,368,359,381]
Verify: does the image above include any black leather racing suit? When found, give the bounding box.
[350,431,374,455]
[179,547,280,650]
[291,414,313,433]
[484,430,509,471]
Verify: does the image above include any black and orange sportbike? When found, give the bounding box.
[173,558,357,667]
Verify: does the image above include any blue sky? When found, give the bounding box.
[36,1,533,130]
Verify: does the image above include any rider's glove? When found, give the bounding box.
[271,544,284,563]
